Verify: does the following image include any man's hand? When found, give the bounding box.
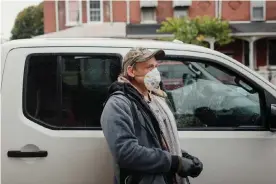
[176,156,203,178]
[189,157,203,178]
[181,151,203,178]
[176,157,194,178]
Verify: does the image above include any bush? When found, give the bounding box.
[157,16,233,47]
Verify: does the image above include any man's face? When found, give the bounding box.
[127,57,159,86]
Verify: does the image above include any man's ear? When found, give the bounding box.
[127,66,135,78]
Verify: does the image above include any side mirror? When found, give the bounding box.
[269,104,276,131]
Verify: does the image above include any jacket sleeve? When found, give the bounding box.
[100,95,173,174]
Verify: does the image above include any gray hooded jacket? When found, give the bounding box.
[100,82,179,184]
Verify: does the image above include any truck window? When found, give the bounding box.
[24,54,122,129]
[158,58,263,129]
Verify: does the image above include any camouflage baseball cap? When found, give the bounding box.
[122,47,165,73]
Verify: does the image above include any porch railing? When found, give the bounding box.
[257,69,276,85]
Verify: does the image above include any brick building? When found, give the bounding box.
[43,0,276,73]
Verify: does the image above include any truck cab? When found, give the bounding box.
[1,38,276,184]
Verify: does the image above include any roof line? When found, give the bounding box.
[127,34,173,38]
[231,32,276,37]
[127,33,276,38]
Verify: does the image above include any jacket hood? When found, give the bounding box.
[108,81,125,95]
[108,80,144,103]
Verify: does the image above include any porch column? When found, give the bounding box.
[249,37,257,70]
[55,0,59,32]
[126,0,130,24]
[209,40,215,50]
[110,0,113,22]
[204,37,216,50]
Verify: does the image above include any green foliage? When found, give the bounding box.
[10,2,44,40]
[157,16,233,47]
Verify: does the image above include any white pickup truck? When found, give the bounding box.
[1,38,276,184]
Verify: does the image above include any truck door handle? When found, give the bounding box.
[7,150,48,158]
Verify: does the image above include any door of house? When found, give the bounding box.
[269,40,276,66]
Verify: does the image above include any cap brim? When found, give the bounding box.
[152,49,165,60]
[137,49,165,62]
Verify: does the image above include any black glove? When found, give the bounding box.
[182,151,194,160]
[181,151,203,178]
[177,156,195,178]
[170,155,202,178]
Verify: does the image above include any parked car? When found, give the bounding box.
[1,38,276,184]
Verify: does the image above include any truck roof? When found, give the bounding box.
[2,37,220,55]
[0,37,243,86]
[1,38,276,92]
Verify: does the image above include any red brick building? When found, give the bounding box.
[43,0,276,72]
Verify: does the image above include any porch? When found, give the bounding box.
[216,22,276,84]
[126,22,276,84]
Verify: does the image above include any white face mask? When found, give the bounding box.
[144,68,161,91]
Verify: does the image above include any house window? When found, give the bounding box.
[174,8,189,18]
[65,0,82,26]
[269,40,276,66]
[243,41,250,67]
[251,0,265,21]
[173,0,192,7]
[141,8,156,23]
[87,0,102,22]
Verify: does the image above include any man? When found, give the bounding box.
[101,48,203,184]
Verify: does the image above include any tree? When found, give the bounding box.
[157,16,233,47]
[10,3,44,40]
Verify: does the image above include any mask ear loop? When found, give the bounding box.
[148,90,152,100]
[149,90,152,102]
